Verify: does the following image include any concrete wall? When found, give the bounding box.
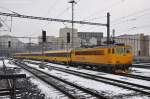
[59,27,81,49]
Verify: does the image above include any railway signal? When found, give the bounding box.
[67,32,70,43]
[42,30,46,42]
[8,41,11,48]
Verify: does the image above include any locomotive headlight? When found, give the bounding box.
[108,61,112,64]
[116,61,120,63]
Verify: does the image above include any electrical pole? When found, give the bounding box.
[107,12,110,44]
[69,0,76,49]
[10,16,12,32]
[40,30,46,69]
[112,29,115,43]
[29,37,31,53]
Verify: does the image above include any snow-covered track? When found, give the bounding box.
[2,60,13,92]
[85,67,150,81]
[133,64,150,69]
[24,60,150,95]
[115,73,150,81]
[13,61,108,99]
[26,60,150,81]
[45,65,150,95]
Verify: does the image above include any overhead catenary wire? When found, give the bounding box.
[0,17,11,31]
[80,0,125,22]
[80,26,104,32]
[109,7,150,34]
[0,6,20,15]
[0,6,21,32]
[112,12,150,26]
[56,0,81,17]
[115,24,150,33]
[0,8,107,37]
[24,0,81,37]
[79,1,150,33]
[78,2,150,32]
[45,0,60,17]
[42,0,82,29]
[78,0,125,31]
[41,5,71,28]
[111,7,150,23]
[78,16,107,29]
[128,24,150,31]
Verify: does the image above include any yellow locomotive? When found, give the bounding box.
[13,44,133,72]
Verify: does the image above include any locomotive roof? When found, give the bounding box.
[75,45,131,50]
[14,49,71,55]
[14,45,131,55]
[44,49,71,53]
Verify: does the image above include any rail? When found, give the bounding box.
[13,61,108,99]
[43,64,150,95]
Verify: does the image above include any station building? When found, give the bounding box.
[0,35,26,56]
[102,34,150,56]
[38,27,104,50]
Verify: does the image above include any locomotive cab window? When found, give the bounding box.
[115,47,125,54]
[112,48,115,54]
[108,48,111,54]
[125,47,131,53]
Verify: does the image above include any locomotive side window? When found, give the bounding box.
[75,50,104,55]
[46,53,70,57]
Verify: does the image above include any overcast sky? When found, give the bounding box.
[0,0,150,38]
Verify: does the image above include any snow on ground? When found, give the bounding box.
[24,59,42,64]
[125,95,150,99]
[140,63,150,65]
[23,60,150,98]
[4,60,17,68]
[2,60,68,99]
[0,59,18,68]
[0,59,17,68]
[44,62,150,88]
[133,63,150,67]
[131,67,150,77]
[19,69,69,99]
[0,60,3,67]
[26,63,138,97]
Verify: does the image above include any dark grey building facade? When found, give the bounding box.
[77,32,103,46]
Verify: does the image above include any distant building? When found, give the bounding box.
[0,35,26,56]
[142,35,150,56]
[77,32,103,46]
[102,33,150,56]
[25,43,41,52]
[38,36,57,50]
[59,28,104,49]
[37,28,104,50]
[59,27,81,49]
[115,34,146,56]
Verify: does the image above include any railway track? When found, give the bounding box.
[13,61,108,99]
[2,60,13,96]
[18,60,150,95]
[25,60,150,82]
[85,67,150,81]
[0,59,24,98]
[133,64,150,69]
[2,60,12,87]
[38,64,150,95]
[115,73,150,81]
